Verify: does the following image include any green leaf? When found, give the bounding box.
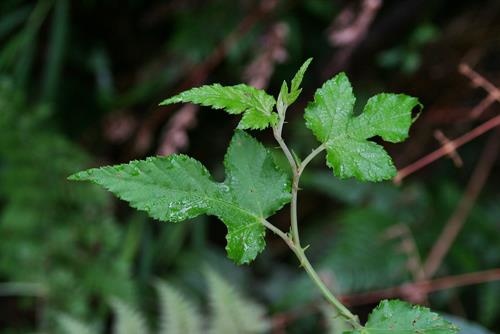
[289,57,312,103]
[304,73,421,181]
[345,300,459,334]
[69,131,291,264]
[159,84,277,129]
[277,58,313,107]
[349,93,420,143]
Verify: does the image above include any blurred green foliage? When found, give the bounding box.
[0,79,135,330]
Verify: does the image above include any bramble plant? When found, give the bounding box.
[70,59,459,333]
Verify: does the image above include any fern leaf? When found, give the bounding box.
[156,280,203,334]
[206,269,269,334]
[111,298,149,334]
[56,314,94,334]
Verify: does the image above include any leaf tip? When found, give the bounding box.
[67,170,88,181]
[159,97,178,106]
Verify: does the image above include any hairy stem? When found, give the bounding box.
[290,144,326,251]
[273,127,297,171]
[298,144,326,176]
[263,220,360,328]
[261,219,296,251]
[297,249,361,328]
[270,122,361,329]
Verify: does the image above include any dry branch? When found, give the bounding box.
[423,130,500,278]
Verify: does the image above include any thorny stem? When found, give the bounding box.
[267,116,361,329]
[273,128,297,171]
[298,144,326,176]
[261,219,295,251]
[273,102,298,170]
[264,218,360,328]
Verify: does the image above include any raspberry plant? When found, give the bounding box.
[70,59,459,333]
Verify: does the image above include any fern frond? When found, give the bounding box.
[206,269,269,334]
[110,298,149,334]
[155,280,203,334]
[56,314,94,334]
[319,209,409,293]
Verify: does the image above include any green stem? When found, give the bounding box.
[298,144,326,176]
[270,121,361,329]
[296,249,361,328]
[264,218,361,329]
[261,219,296,251]
[273,126,297,171]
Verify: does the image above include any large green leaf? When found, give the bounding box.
[346,300,459,334]
[69,131,291,264]
[160,84,277,129]
[305,73,420,181]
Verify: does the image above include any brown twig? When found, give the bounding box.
[395,64,500,183]
[394,114,500,184]
[422,130,500,278]
[244,22,288,89]
[156,104,198,156]
[328,0,382,47]
[459,63,500,119]
[459,63,500,104]
[341,268,500,306]
[325,0,383,74]
[383,224,426,282]
[433,130,463,167]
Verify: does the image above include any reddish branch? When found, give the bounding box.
[459,64,500,104]
[156,105,198,156]
[328,0,382,47]
[244,22,288,89]
[459,63,500,118]
[394,114,500,184]
[325,0,382,75]
[395,63,500,183]
[423,130,500,277]
[384,224,426,282]
[341,268,500,306]
[470,94,497,119]
[433,130,463,167]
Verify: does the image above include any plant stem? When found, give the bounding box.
[273,101,297,170]
[298,144,326,176]
[290,144,325,251]
[263,218,361,329]
[273,126,297,171]
[261,219,296,251]
[296,249,361,328]
[270,122,361,329]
